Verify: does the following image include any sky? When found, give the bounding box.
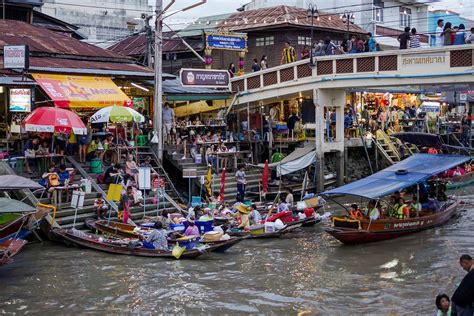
[148,0,474,24]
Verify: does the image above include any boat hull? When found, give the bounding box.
[325,201,459,245]
[52,228,208,259]
[0,239,27,266]
[445,171,474,190]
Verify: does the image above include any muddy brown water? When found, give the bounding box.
[1,194,473,314]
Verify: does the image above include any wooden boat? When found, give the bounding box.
[86,219,243,253]
[227,225,299,239]
[51,228,212,259]
[325,200,459,244]
[444,170,474,190]
[0,239,27,266]
[0,214,31,241]
[321,154,470,245]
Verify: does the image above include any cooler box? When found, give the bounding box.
[267,211,293,223]
[170,223,185,232]
[250,224,265,235]
[195,220,213,233]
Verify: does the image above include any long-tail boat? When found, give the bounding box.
[0,239,27,266]
[322,154,469,245]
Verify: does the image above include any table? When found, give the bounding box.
[52,184,80,211]
[214,150,251,172]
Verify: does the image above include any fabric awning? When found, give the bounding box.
[255,144,316,176]
[32,73,131,109]
[0,198,36,214]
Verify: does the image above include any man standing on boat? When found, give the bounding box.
[451,254,474,316]
[235,165,246,202]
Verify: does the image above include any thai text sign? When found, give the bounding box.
[31,74,131,108]
[206,33,247,51]
[9,88,31,112]
[3,45,29,69]
[400,53,447,70]
[180,69,230,88]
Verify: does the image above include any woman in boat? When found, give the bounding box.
[142,221,168,250]
[184,218,200,236]
[434,294,452,316]
[236,204,250,231]
[395,197,410,219]
[157,210,171,229]
[285,189,294,208]
[249,204,262,225]
[277,196,289,213]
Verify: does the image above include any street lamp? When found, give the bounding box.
[341,10,355,49]
[307,3,318,66]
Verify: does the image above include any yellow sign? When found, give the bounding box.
[32,73,131,108]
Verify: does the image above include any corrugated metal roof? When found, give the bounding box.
[218,5,367,34]
[0,20,127,59]
[108,31,202,58]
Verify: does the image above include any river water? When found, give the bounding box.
[1,194,474,315]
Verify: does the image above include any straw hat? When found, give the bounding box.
[236,204,250,214]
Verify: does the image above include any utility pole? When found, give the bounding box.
[153,0,164,161]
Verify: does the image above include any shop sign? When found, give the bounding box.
[132,97,145,109]
[9,88,31,112]
[459,93,467,101]
[180,68,230,88]
[400,53,447,70]
[3,45,29,70]
[206,33,247,51]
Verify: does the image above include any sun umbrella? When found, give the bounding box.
[90,105,144,124]
[262,160,269,194]
[219,168,226,203]
[22,107,87,135]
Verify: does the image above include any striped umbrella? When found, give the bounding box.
[89,105,144,124]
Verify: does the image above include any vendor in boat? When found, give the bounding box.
[349,204,363,220]
[277,196,290,213]
[249,204,262,225]
[157,210,171,229]
[141,221,168,250]
[236,204,251,231]
[184,218,200,236]
[363,200,380,221]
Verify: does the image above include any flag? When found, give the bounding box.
[262,160,269,194]
[206,164,212,197]
[220,168,226,203]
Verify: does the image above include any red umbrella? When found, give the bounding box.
[23,107,87,135]
[262,160,269,194]
[220,167,226,203]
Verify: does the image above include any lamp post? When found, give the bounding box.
[341,10,355,51]
[307,4,318,66]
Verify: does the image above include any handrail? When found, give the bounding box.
[65,156,118,213]
[231,44,474,82]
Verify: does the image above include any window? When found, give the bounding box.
[255,36,274,46]
[297,36,312,45]
[372,0,384,22]
[399,7,412,28]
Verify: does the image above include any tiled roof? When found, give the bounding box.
[217,5,367,34]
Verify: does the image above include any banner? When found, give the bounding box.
[32,74,131,108]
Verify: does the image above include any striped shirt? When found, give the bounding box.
[282,46,296,63]
[410,35,420,48]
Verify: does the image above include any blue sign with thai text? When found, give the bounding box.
[207,34,246,51]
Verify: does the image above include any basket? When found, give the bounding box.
[203,231,223,242]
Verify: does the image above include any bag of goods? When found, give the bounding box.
[274,219,285,230]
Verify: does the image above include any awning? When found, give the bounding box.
[321,154,470,199]
[0,198,36,214]
[0,175,45,190]
[255,143,316,176]
[31,73,131,109]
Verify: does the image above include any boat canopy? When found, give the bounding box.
[321,154,470,199]
[0,175,44,190]
[0,198,36,213]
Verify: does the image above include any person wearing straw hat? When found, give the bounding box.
[236,203,251,231]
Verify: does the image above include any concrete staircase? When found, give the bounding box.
[164,145,264,202]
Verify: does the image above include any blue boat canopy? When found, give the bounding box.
[321,154,470,199]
